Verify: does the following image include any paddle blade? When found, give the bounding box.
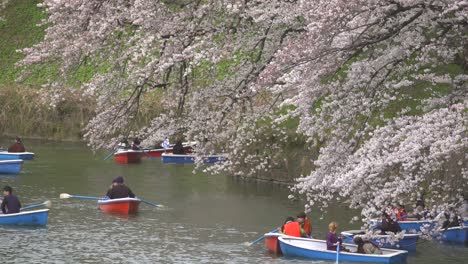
[59,193,71,199]
[44,200,52,208]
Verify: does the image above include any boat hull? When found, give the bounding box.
[142,144,193,158]
[0,209,49,226]
[278,236,408,264]
[114,150,142,164]
[161,153,227,164]
[370,219,435,233]
[97,198,141,214]
[342,230,419,251]
[0,151,34,160]
[439,226,468,243]
[264,232,282,254]
[0,159,24,174]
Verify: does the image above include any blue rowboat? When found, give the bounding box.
[0,151,34,160]
[437,226,468,243]
[0,159,24,174]
[0,209,49,226]
[161,153,227,164]
[341,230,419,251]
[278,236,408,263]
[370,218,435,233]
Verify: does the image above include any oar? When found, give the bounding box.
[136,145,156,160]
[104,148,118,160]
[247,228,279,246]
[139,198,164,208]
[336,242,340,263]
[20,200,52,211]
[336,242,340,264]
[60,193,103,200]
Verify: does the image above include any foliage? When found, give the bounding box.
[19,0,467,222]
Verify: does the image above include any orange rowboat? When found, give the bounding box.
[97,198,141,214]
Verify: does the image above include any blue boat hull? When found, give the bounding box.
[162,154,226,164]
[278,236,408,264]
[439,226,468,243]
[0,151,34,160]
[342,231,419,251]
[0,159,24,174]
[370,219,434,233]
[0,209,49,226]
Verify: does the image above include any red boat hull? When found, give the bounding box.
[114,151,142,164]
[265,233,282,254]
[98,198,141,214]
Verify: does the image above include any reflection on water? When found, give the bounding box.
[0,139,466,263]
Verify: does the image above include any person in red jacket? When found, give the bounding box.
[297,211,312,237]
[279,216,307,237]
[7,137,26,153]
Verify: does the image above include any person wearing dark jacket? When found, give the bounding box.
[8,137,26,153]
[375,212,402,234]
[172,140,184,154]
[1,186,21,214]
[106,176,135,199]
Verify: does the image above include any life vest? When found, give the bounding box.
[283,221,301,237]
[396,208,407,221]
[303,218,312,236]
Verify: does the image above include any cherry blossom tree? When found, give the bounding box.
[19,0,467,222]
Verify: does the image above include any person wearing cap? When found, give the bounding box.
[374,212,402,235]
[297,211,312,237]
[354,236,382,255]
[1,186,21,214]
[105,176,135,199]
[278,216,307,237]
[7,137,26,153]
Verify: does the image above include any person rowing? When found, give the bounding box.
[353,236,382,255]
[1,186,21,214]
[105,176,135,199]
[7,137,26,153]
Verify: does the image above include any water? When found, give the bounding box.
[0,140,466,263]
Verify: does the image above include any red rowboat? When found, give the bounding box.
[264,232,282,254]
[114,150,142,164]
[97,197,141,214]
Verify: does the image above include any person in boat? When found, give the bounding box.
[440,207,461,229]
[1,186,21,214]
[131,137,141,150]
[395,203,407,221]
[7,137,26,153]
[105,176,135,199]
[353,236,382,255]
[374,212,402,234]
[279,216,307,237]
[118,138,130,150]
[161,137,170,150]
[326,221,349,251]
[172,140,184,154]
[297,211,312,237]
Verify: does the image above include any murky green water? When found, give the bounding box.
[0,139,466,263]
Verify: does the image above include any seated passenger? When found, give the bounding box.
[326,222,348,251]
[8,137,26,153]
[374,212,402,235]
[131,137,141,150]
[279,216,306,237]
[297,211,312,237]
[172,140,184,154]
[354,237,382,255]
[1,186,21,214]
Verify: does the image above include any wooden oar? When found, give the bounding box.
[246,228,279,246]
[20,200,52,211]
[140,198,164,208]
[60,193,102,200]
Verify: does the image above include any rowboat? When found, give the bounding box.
[0,159,24,174]
[0,151,34,160]
[436,226,468,243]
[161,153,227,164]
[370,218,435,233]
[97,197,141,214]
[264,232,283,254]
[278,236,408,263]
[114,149,142,164]
[341,230,419,251]
[0,209,49,226]
[142,142,195,158]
